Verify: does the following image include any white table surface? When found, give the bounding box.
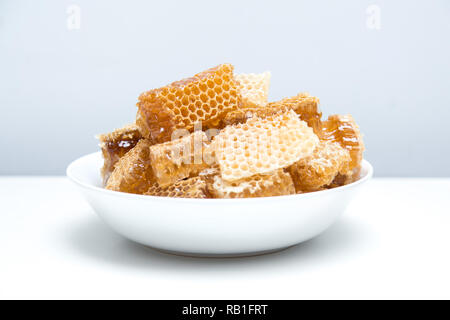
[0,177,449,300]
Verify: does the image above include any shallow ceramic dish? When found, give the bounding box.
[67,152,373,257]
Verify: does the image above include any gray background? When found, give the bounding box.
[1,0,449,176]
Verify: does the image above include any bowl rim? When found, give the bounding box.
[67,151,373,204]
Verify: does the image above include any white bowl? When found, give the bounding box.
[67,152,373,257]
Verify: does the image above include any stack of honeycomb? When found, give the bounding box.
[98,64,365,198]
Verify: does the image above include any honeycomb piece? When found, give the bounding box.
[327,173,350,189]
[97,124,143,185]
[235,72,271,108]
[327,166,362,188]
[137,64,241,143]
[198,165,221,184]
[322,114,365,171]
[267,92,322,135]
[222,92,322,135]
[208,169,295,198]
[287,140,351,192]
[214,109,319,181]
[145,177,208,199]
[105,139,157,194]
[149,131,211,187]
[222,106,282,128]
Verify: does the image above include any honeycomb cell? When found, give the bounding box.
[214,109,319,182]
[208,169,295,198]
[105,139,157,194]
[145,177,208,199]
[149,131,211,187]
[137,64,241,143]
[322,114,364,172]
[97,124,143,185]
[235,72,271,108]
[287,140,351,192]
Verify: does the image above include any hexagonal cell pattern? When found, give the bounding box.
[235,71,271,108]
[137,64,241,143]
[145,177,208,198]
[208,169,295,198]
[214,109,319,181]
